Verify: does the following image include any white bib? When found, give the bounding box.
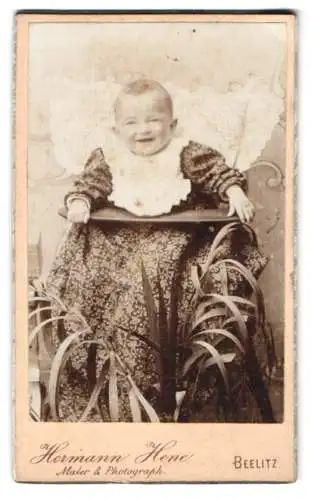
[103,135,191,216]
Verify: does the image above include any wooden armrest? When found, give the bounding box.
[58,206,239,224]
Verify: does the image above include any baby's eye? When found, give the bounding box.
[125,120,136,125]
[148,118,161,123]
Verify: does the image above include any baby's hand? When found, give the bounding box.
[67,198,90,224]
[226,185,255,223]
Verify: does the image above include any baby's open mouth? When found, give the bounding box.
[136,138,154,143]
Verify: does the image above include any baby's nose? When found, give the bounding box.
[135,123,153,136]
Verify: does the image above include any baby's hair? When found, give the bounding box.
[114,79,173,117]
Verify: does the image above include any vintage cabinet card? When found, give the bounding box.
[14,11,296,482]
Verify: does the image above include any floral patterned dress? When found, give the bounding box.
[46,140,268,422]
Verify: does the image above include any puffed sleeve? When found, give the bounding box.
[180,141,247,201]
[64,148,113,211]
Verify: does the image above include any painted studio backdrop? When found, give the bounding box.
[27,21,286,421]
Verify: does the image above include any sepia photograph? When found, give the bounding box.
[14,11,295,483]
[27,18,288,424]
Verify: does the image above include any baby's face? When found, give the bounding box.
[114,91,176,156]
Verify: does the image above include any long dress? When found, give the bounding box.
[46,140,269,423]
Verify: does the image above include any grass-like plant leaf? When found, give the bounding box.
[29,315,67,347]
[183,347,207,376]
[262,321,277,374]
[79,355,110,422]
[28,305,54,321]
[50,338,109,421]
[193,303,227,325]
[200,222,241,277]
[190,264,202,295]
[127,374,160,422]
[156,264,176,415]
[219,258,266,323]
[219,263,229,295]
[192,308,227,332]
[29,407,41,422]
[157,267,168,349]
[141,260,159,347]
[128,388,142,422]
[173,390,186,422]
[202,352,236,371]
[111,351,161,422]
[28,296,51,305]
[193,339,230,393]
[222,315,251,329]
[202,294,249,343]
[48,328,90,420]
[190,328,245,353]
[108,351,119,422]
[46,292,69,314]
[227,295,257,310]
[117,325,160,353]
[200,223,256,284]
[54,338,116,421]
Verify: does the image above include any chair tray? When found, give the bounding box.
[58,206,239,224]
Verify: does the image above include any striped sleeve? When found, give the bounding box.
[64,148,113,211]
[180,141,247,201]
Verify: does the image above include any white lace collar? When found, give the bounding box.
[101,133,191,216]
